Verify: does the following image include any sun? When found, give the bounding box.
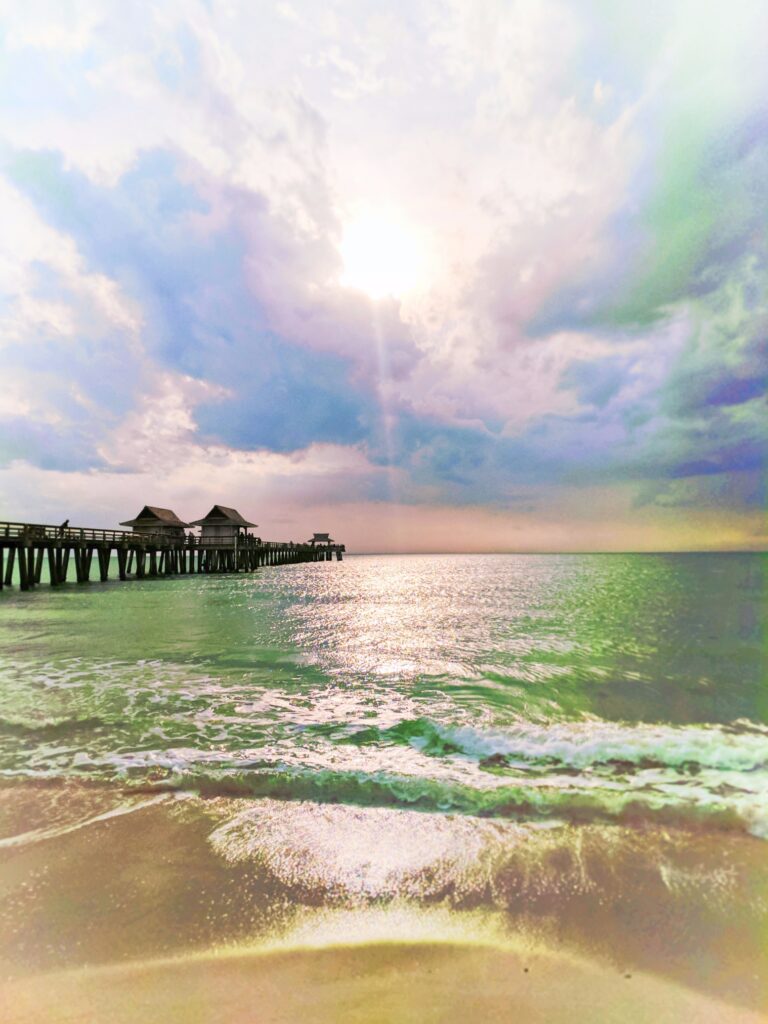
[339,209,427,300]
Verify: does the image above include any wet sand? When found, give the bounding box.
[4,941,765,1024]
[0,782,766,1021]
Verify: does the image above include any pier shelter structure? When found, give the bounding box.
[120,505,189,540]
[307,532,342,560]
[188,505,257,546]
[308,532,334,545]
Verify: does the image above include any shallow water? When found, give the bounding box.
[0,553,766,835]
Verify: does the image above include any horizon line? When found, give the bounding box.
[348,548,767,556]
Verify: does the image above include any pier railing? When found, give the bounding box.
[1,521,149,544]
[0,522,339,550]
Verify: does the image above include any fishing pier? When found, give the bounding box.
[0,505,344,592]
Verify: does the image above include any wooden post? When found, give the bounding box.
[117,548,127,581]
[47,547,59,586]
[0,546,3,589]
[33,547,44,584]
[4,547,15,587]
[18,547,29,591]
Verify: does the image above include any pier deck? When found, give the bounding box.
[0,521,344,592]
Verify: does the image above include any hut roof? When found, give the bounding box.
[120,505,190,528]
[188,504,257,528]
[309,532,333,542]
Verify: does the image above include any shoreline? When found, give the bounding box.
[0,780,766,1018]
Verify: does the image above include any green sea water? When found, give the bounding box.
[0,552,766,836]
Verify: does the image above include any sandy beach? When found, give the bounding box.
[5,939,766,1024]
[0,782,766,1022]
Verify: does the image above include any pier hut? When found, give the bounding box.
[189,505,257,546]
[306,532,341,560]
[119,506,189,540]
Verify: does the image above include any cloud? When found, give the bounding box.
[0,0,765,548]
[559,355,634,409]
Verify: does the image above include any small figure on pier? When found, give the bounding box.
[58,519,69,537]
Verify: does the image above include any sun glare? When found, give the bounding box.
[340,210,427,299]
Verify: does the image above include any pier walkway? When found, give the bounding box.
[0,521,344,592]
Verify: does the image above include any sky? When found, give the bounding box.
[0,0,765,552]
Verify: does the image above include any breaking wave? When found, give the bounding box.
[5,715,764,838]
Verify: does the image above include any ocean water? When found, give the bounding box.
[0,552,765,837]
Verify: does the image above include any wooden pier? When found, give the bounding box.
[0,521,345,592]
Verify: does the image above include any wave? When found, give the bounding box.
[2,714,767,838]
[343,716,768,773]
[0,714,117,739]
[150,765,762,834]
[4,763,767,838]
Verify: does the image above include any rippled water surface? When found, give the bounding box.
[0,553,765,835]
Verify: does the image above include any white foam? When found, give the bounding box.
[439,719,768,772]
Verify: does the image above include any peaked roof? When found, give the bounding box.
[188,504,257,528]
[309,532,334,542]
[120,505,190,528]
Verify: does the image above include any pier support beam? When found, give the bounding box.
[98,547,110,582]
[18,547,29,591]
[3,548,15,586]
